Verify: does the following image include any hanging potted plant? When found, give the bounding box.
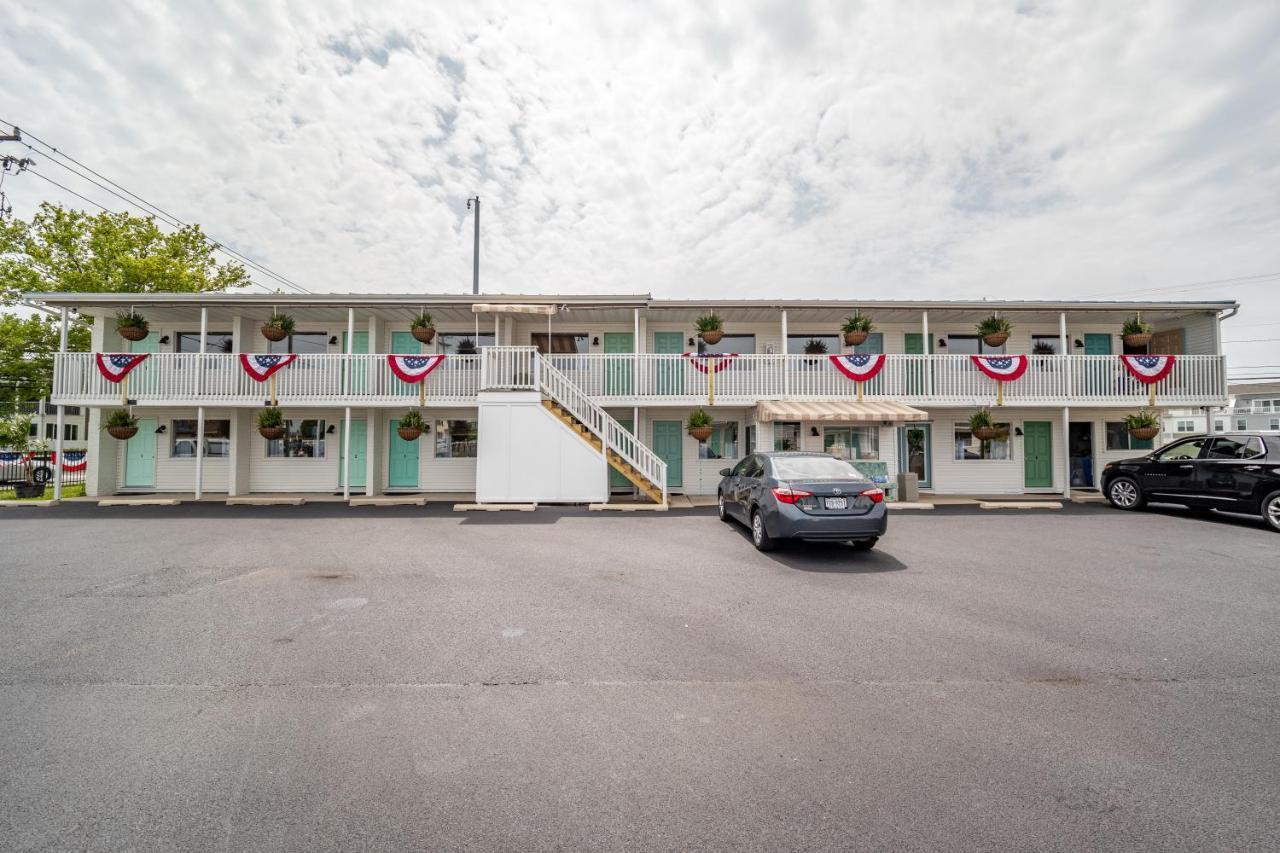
[687,408,714,442]
[1123,410,1161,442]
[976,315,1012,348]
[257,407,286,440]
[410,312,436,344]
[841,312,874,346]
[1122,316,1153,349]
[397,409,427,441]
[968,409,1000,442]
[695,313,724,346]
[104,409,139,441]
[261,313,295,342]
[115,310,150,342]
[0,416,47,498]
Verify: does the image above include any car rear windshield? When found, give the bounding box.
[771,456,866,480]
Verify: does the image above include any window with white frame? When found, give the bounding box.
[1237,418,1248,430]
[947,334,1006,355]
[1105,422,1155,451]
[697,422,739,460]
[1175,420,1195,433]
[434,419,478,458]
[438,333,495,355]
[265,419,326,458]
[954,423,1011,460]
[268,333,329,355]
[173,419,231,458]
[1249,399,1278,413]
[823,426,880,461]
[1214,420,1225,432]
[773,421,801,452]
[1270,418,1280,431]
[1030,334,1060,355]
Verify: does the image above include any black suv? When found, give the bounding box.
[1101,432,1280,532]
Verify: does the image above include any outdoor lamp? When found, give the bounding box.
[592,336,600,346]
[810,427,820,437]
[154,424,166,434]
[158,335,170,345]
[937,338,947,348]
[1073,339,1085,348]
[1014,427,1024,437]
[329,336,339,345]
[687,337,695,347]
[325,424,336,434]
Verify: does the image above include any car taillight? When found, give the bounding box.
[772,486,813,504]
[859,487,885,504]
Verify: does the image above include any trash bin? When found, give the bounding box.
[896,472,919,503]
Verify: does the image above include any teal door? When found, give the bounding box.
[654,332,684,396]
[339,419,367,489]
[652,420,683,489]
[128,334,160,398]
[390,331,420,397]
[343,331,369,395]
[1083,333,1112,355]
[1083,333,1112,396]
[124,417,156,488]
[1023,421,1053,488]
[904,332,933,396]
[387,419,420,488]
[609,418,634,490]
[604,332,634,396]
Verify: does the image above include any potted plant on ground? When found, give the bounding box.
[1123,410,1161,442]
[976,315,1012,348]
[261,313,295,342]
[687,408,714,442]
[841,312,874,346]
[257,407,286,440]
[0,416,47,498]
[695,313,724,346]
[410,312,436,344]
[104,409,139,440]
[1122,316,1153,349]
[968,409,1000,441]
[115,310,150,342]
[397,409,427,441]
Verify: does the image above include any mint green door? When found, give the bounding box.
[652,420,683,489]
[124,417,156,488]
[387,419,420,488]
[904,332,933,395]
[1023,421,1053,488]
[654,332,684,396]
[390,331,420,397]
[1083,333,1112,396]
[339,419,367,489]
[128,333,160,398]
[609,418,634,490]
[343,331,369,395]
[604,332,633,396]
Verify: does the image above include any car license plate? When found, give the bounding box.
[824,496,848,510]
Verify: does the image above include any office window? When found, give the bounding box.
[437,333,495,355]
[1175,420,1195,433]
[1237,418,1248,430]
[176,332,234,353]
[823,426,880,461]
[265,420,326,458]
[954,424,1011,460]
[947,334,1006,355]
[1030,335,1060,354]
[773,421,802,451]
[699,333,755,355]
[172,419,231,458]
[435,419,478,458]
[1105,422,1155,451]
[698,422,739,460]
[268,333,329,355]
[531,333,590,354]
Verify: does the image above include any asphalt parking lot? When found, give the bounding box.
[1,502,1277,851]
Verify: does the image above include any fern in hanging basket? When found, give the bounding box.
[687,408,714,441]
[968,409,1000,441]
[104,408,139,440]
[115,310,150,342]
[1123,410,1161,441]
[410,312,436,344]
[976,315,1012,347]
[261,313,296,342]
[1121,316,1153,347]
[256,406,286,440]
[397,409,427,441]
[841,312,874,345]
[695,313,724,345]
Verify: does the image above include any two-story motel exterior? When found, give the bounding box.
[31,292,1235,504]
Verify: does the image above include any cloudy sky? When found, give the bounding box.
[3,1,1279,373]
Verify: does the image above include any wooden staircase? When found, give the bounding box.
[541,400,664,504]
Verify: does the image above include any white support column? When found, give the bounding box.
[1058,311,1067,355]
[1061,406,1071,500]
[365,407,376,497]
[781,309,789,396]
[194,406,205,500]
[343,309,354,500]
[53,307,69,500]
[194,307,208,499]
[922,310,932,396]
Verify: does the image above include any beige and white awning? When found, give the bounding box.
[471,303,559,316]
[755,400,928,424]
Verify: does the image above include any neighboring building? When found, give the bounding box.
[32,292,1234,501]
[1223,382,1280,433]
[3,399,90,450]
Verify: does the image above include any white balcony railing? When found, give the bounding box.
[50,351,1227,408]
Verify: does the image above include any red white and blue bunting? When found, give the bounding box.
[387,354,447,383]
[94,353,150,383]
[239,353,298,382]
[1119,354,1175,384]
[830,353,886,382]
[970,355,1029,382]
[682,352,738,374]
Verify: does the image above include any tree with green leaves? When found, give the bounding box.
[0,313,92,403]
[0,202,251,304]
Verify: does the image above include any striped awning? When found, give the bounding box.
[755,400,928,423]
[471,303,559,316]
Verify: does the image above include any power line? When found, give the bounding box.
[1,119,311,295]
[1080,271,1280,299]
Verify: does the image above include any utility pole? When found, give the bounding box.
[466,196,480,294]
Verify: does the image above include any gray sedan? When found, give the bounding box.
[717,451,888,551]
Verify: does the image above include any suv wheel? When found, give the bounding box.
[1107,477,1145,511]
[751,509,776,552]
[1262,491,1280,533]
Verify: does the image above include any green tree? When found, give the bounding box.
[0,313,91,403]
[0,202,251,304]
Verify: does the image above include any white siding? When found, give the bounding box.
[113,407,233,493]
[248,407,344,493]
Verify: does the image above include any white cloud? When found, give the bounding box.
[3,0,1279,369]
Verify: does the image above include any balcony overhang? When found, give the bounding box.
[756,400,928,424]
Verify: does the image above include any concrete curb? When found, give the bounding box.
[888,502,935,510]
[98,498,181,507]
[350,496,427,507]
[588,503,668,512]
[226,497,306,506]
[979,501,1063,510]
[0,499,60,508]
[454,503,537,512]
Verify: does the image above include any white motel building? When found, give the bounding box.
[31,292,1235,505]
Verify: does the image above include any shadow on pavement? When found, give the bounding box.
[723,518,908,573]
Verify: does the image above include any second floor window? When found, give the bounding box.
[947,334,1006,355]
[437,333,495,355]
[1030,335,1060,355]
[176,332,234,353]
[531,333,589,354]
[268,333,329,355]
[699,334,755,355]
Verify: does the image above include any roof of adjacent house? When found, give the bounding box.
[1228,382,1280,397]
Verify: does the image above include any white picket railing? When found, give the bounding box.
[480,346,539,390]
[537,355,667,504]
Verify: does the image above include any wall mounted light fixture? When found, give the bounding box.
[592,336,600,346]
[325,424,336,434]
[158,335,170,345]
[1014,427,1024,437]
[937,338,947,348]
[154,424,166,434]
[810,426,820,437]
[687,337,696,347]
[329,336,339,345]
[1073,339,1084,349]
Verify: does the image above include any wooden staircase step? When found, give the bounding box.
[542,398,662,504]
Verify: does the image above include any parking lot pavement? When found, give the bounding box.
[1,503,1277,851]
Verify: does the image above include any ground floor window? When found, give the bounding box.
[1105,422,1155,451]
[435,419,477,458]
[173,418,232,457]
[954,424,1011,460]
[266,420,326,458]
[1236,418,1247,430]
[698,422,738,460]
[823,426,879,461]
[773,421,801,451]
[1175,419,1195,433]
[1214,420,1225,432]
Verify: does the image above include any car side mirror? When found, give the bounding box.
[719,468,732,477]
